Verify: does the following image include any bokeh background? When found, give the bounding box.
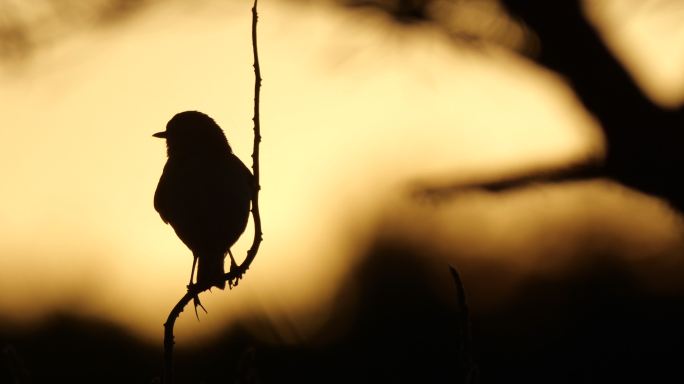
[1,0,684,382]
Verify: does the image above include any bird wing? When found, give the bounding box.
[233,153,256,200]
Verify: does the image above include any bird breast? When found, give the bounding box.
[154,154,252,254]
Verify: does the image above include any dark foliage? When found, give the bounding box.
[3,241,684,383]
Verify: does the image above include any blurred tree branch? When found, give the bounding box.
[419,0,684,214]
[0,0,154,61]
[0,0,529,62]
[343,0,529,49]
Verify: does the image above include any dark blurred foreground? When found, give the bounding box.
[2,237,684,383]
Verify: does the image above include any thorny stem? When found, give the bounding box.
[240,0,263,279]
[162,1,263,382]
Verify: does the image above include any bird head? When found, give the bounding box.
[154,111,232,158]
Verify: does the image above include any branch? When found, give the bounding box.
[449,266,478,384]
[240,0,263,276]
[413,159,603,201]
[416,0,684,208]
[162,287,197,384]
[499,0,659,127]
[492,0,684,210]
[162,1,262,382]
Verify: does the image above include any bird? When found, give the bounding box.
[153,111,253,290]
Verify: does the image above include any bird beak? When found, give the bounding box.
[153,131,167,138]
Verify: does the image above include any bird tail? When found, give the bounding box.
[195,251,226,290]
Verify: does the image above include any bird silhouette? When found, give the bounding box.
[154,111,253,290]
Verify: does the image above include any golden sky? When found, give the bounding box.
[0,0,683,344]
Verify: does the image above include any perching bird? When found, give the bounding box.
[154,111,253,290]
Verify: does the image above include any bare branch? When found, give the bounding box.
[240,0,263,279]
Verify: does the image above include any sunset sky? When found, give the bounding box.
[1,0,683,345]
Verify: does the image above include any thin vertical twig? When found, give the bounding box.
[163,289,195,384]
[240,0,263,276]
[449,265,478,383]
[162,2,263,382]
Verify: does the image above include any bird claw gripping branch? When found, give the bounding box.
[187,283,208,320]
[227,261,243,289]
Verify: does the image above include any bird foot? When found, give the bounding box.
[187,283,208,320]
[227,260,243,289]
